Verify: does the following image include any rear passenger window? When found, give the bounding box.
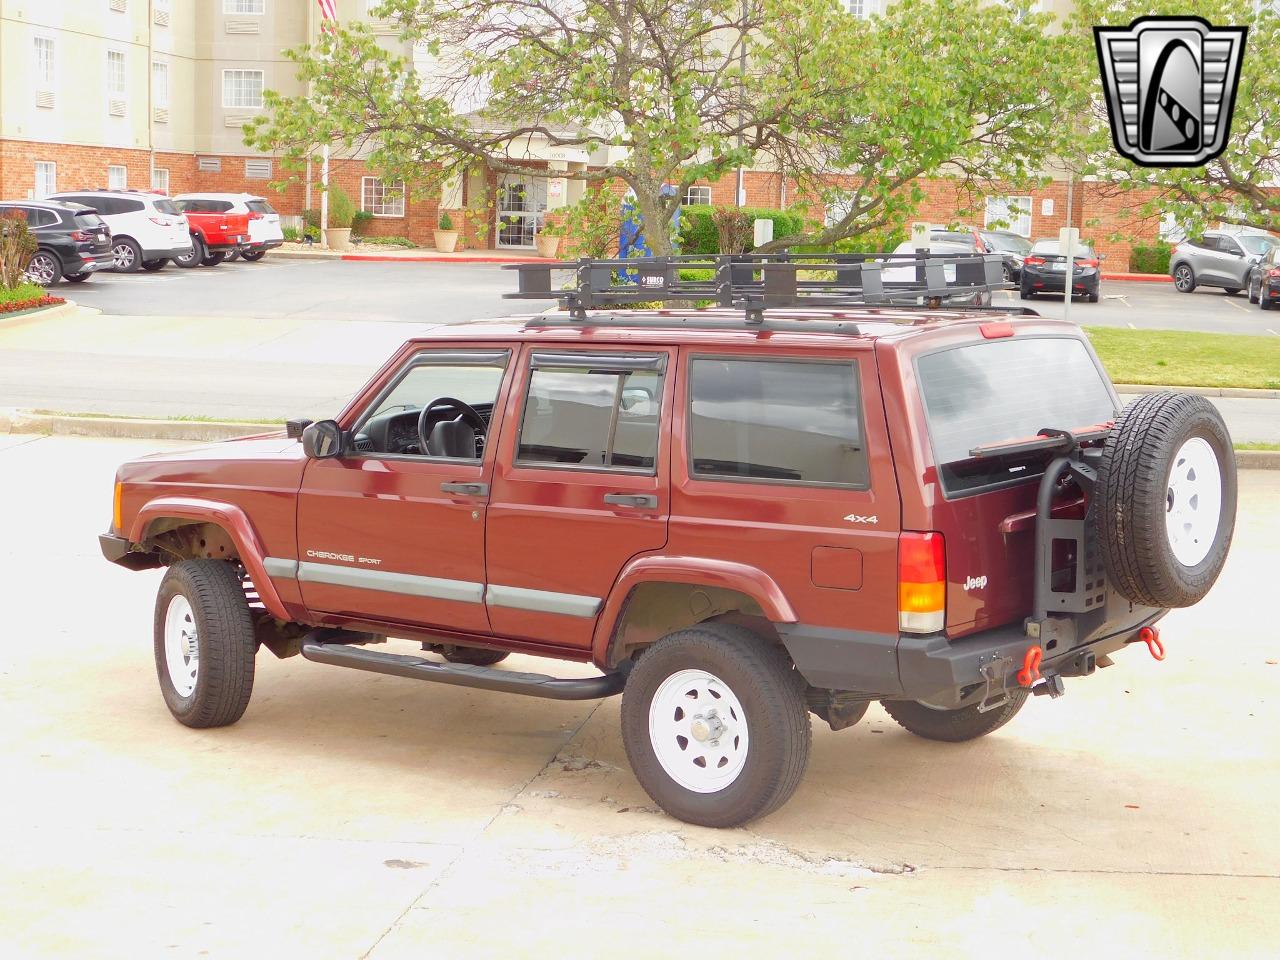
[689,358,868,487]
[517,354,664,471]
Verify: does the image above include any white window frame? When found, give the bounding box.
[35,162,57,199]
[222,69,264,108]
[842,0,878,18]
[152,59,170,108]
[107,165,128,191]
[34,36,55,92]
[106,49,127,100]
[223,0,265,13]
[682,185,712,206]
[152,167,170,194]
[984,195,1033,238]
[361,176,406,217]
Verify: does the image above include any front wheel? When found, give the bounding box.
[153,560,256,728]
[64,272,91,283]
[620,623,810,828]
[1172,264,1195,292]
[438,645,509,666]
[1223,287,1241,296]
[881,691,1028,742]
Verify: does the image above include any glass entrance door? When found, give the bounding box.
[496,175,547,248]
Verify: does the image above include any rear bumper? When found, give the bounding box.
[73,253,114,274]
[779,607,1167,705]
[246,239,283,251]
[1025,270,1100,293]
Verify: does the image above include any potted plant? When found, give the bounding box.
[535,219,563,259]
[434,212,460,253]
[324,186,355,251]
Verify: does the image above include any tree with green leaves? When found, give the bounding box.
[247,0,1076,254]
[1068,0,1280,237]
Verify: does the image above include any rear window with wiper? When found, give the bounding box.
[153,199,181,216]
[917,337,1117,496]
[247,199,276,214]
[74,212,106,229]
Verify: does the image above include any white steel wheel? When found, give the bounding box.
[163,593,200,697]
[648,668,750,794]
[1165,436,1222,567]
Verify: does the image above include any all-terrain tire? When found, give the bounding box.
[881,691,1028,743]
[620,623,810,828]
[1095,392,1237,608]
[153,560,257,728]
[439,645,509,666]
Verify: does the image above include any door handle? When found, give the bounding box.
[603,493,658,509]
[441,481,489,496]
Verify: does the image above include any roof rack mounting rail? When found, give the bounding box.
[504,252,1017,324]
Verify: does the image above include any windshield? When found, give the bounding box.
[1237,234,1278,255]
[1030,240,1097,258]
[985,233,1032,254]
[918,337,1117,495]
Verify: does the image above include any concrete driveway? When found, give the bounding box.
[2,434,1276,959]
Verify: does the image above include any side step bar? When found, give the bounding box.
[300,636,628,701]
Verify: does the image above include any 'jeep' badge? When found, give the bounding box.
[1094,16,1247,168]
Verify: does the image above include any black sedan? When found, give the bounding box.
[1019,239,1102,303]
[1247,244,1280,310]
[0,199,114,284]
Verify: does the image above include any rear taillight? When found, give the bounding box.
[70,230,91,242]
[1024,255,1046,266]
[899,532,945,634]
[249,211,263,220]
[1078,258,1100,268]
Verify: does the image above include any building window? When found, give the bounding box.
[34,37,55,91]
[682,185,712,206]
[361,177,406,217]
[152,60,169,108]
[154,0,171,24]
[984,195,1033,237]
[152,168,170,193]
[106,50,126,99]
[222,69,264,108]
[108,165,128,190]
[35,162,57,199]
[842,0,878,18]
[223,0,265,13]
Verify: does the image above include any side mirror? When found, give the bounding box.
[302,420,345,459]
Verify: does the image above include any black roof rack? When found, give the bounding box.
[504,252,1019,323]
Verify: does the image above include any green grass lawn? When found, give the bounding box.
[1084,327,1280,390]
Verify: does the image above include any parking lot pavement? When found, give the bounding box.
[2,434,1277,959]
[996,281,1280,336]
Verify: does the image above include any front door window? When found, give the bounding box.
[496,176,547,248]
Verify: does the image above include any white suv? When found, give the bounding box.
[174,193,285,262]
[48,190,193,273]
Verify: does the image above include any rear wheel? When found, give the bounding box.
[174,236,204,269]
[201,251,227,267]
[621,623,810,827]
[141,259,168,271]
[111,238,143,273]
[153,560,256,728]
[881,692,1028,743]
[64,272,91,283]
[1096,392,1237,608]
[1262,295,1275,312]
[225,249,241,262]
[1248,278,1259,304]
[242,249,267,262]
[26,250,62,285]
[1224,287,1241,296]
[1172,264,1195,292]
[1019,284,1034,300]
[438,645,509,666]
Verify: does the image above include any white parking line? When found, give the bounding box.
[1267,328,1278,336]
[1127,322,1136,329]
[1223,297,1251,313]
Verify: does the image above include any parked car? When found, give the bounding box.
[0,199,113,284]
[979,230,1033,282]
[175,193,283,263]
[1169,231,1280,295]
[1247,244,1280,310]
[883,239,993,305]
[99,256,1236,827]
[172,197,251,268]
[48,189,192,272]
[1020,239,1102,302]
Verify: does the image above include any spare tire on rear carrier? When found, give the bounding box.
[1095,392,1237,608]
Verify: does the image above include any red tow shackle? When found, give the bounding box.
[1016,645,1043,687]
[1138,626,1165,661]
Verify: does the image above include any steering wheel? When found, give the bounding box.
[417,396,487,454]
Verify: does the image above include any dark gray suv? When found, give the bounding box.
[1170,231,1280,295]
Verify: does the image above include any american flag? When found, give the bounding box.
[316,0,338,33]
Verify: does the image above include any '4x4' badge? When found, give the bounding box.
[842,514,877,524]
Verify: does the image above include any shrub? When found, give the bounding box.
[350,210,374,236]
[0,211,38,289]
[439,211,455,231]
[1129,242,1173,275]
[326,186,356,229]
[0,280,63,311]
[677,205,809,255]
[357,235,415,248]
[302,208,320,229]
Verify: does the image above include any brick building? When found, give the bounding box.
[0,0,1169,266]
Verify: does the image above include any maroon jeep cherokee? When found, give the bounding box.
[100,255,1236,826]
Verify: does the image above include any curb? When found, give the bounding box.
[1101,272,1170,283]
[271,248,552,264]
[2,410,1275,467]
[0,299,81,330]
[1115,384,1280,400]
[0,410,280,443]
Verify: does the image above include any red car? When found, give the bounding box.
[99,255,1237,827]
[173,197,250,268]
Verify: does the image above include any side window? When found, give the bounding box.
[353,351,509,459]
[689,357,868,487]
[517,354,665,471]
[1220,238,1244,257]
[33,208,59,227]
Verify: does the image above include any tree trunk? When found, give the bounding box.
[631,187,676,257]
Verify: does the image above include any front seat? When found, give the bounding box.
[427,419,477,458]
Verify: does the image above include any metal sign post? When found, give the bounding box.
[1060,226,1079,323]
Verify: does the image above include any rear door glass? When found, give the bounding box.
[917,337,1117,496]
